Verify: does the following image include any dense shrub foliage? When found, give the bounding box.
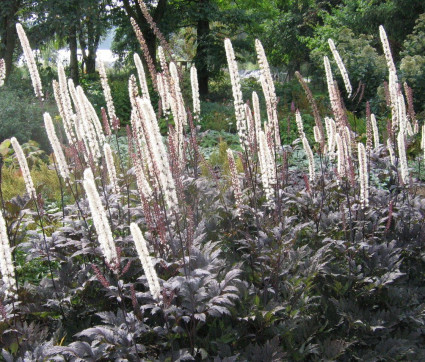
[1,19,425,362]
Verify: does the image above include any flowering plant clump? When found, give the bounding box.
[1,21,425,361]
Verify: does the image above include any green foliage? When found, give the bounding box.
[308,26,387,103]
[0,72,56,151]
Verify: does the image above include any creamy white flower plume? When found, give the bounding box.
[103,143,119,194]
[134,53,150,101]
[44,113,70,180]
[0,58,5,87]
[258,130,276,205]
[255,39,280,151]
[98,61,117,129]
[0,210,16,298]
[302,136,315,181]
[16,23,43,100]
[130,223,161,300]
[397,131,409,185]
[83,168,117,264]
[295,110,305,138]
[190,65,201,120]
[328,38,352,97]
[225,38,248,147]
[252,91,262,143]
[11,137,36,198]
[371,114,380,149]
[357,143,369,208]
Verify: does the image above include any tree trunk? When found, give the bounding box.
[0,0,21,79]
[69,25,79,84]
[195,1,210,98]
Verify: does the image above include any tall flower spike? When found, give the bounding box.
[0,59,5,87]
[134,53,150,101]
[397,131,409,185]
[83,168,117,264]
[371,114,380,149]
[44,113,70,180]
[328,38,352,97]
[255,39,280,151]
[224,38,248,147]
[227,149,243,215]
[302,137,315,181]
[0,210,16,299]
[258,130,276,205]
[295,110,305,138]
[130,223,161,300]
[98,61,117,130]
[103,143,119,194]
[190,65,201,121]
[357,143,369,208]
[324,56,344,130]
[11,137,36,198]
[16,23,43,100]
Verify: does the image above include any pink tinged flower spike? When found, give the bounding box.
[83,168,117,264]
[255,39,280,151]
[226,149,243,215]
[397,131,409,185]
[130,223,161,300]
[0,59,5,87]
[302,136,315,181]
[190,65,201,121]
[103,143,119,194]
[11,137,36,198]
[98,61,118,130]
[134,53,150,101]
[224,38,248,147]
[16,23,43,100]
[44,113,70,180]
[0,210,16,299]
[371,114,380,148]
[328,38,352,97]
[357,142,369,208]
[313,126,322,144]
